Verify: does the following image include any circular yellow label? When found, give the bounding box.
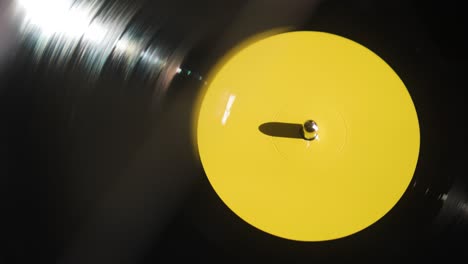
[196,31,420,241]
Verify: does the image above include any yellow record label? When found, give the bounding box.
[195,31,420,241]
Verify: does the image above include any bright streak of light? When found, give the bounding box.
[221,94,236,125]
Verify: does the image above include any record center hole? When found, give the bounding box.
[302,120,319,141]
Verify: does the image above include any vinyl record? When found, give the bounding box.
[154,0,467,263]
[0,0,466,263]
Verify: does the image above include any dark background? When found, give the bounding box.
[1,0,466,263]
